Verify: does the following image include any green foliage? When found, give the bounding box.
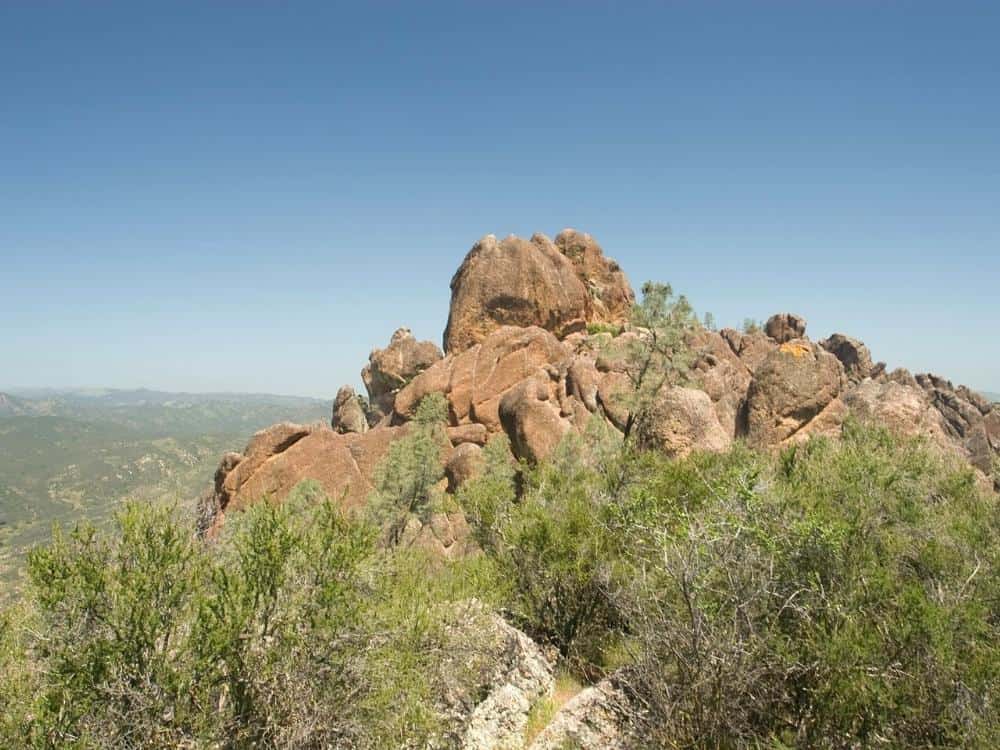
[605,281,699,439]
[460,421,998,747]
[743,316,763,334]
[462,428,627,667]
[586,322,623,336]
[7,487,499,748]
[367,394,449,543]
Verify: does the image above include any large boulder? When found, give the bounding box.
[687,328,753,437]
[499,376,573,463]
[745,341,846,446]
[201,424,427,535]
[820,333,875,382]
[553,228,634,327]
[443,230,633,354]
[444,233,591,354]
[331,385,368,434]
[446,442,486,492]
[635,386,732,458]
[362,327,443,421]
[764,313,807,344]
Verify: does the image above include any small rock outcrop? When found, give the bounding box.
[331,385,368,434]
[528,675,638,750]
[764,312,807,344]
[362,327,443,422]
[820,333,875,382]
[461,614,554,750]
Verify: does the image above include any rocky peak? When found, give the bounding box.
[443,230,633,354]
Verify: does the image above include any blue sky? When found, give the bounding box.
[2,1,997,397]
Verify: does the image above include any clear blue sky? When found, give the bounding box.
[2,2,997,398]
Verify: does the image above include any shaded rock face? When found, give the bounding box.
[745,342,846,446]
[499,375,573,463]
[764,313,807,344]
[331,385,367,434]
[913,373,1000,476]
[362,327,443,422]
[443,230,633,355]
[820,333,875,382]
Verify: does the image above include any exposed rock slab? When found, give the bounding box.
[635,385,732,458]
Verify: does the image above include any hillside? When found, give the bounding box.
[0,390,328,585]
[2,231,997,748]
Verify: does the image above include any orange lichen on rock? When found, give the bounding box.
[779,342,811,359]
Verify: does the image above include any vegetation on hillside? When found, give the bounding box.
[2,416,996,748]
[0,391,329,586]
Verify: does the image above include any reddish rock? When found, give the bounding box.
[362,327,443,421]
[745,341,846,446]
[553,228,634,327]
[499,376,573,463]
[764,313,807,344]
[443,233,591,354]
[635,386,731,458]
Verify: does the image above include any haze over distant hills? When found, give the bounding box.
[0,388,329,586]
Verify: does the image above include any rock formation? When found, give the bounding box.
[362,327,443,423]
[443,231,633,354]
[199,228,999,542]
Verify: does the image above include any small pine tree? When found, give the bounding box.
[367,393,449,543]
[614,281,699,438]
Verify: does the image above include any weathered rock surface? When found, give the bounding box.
[396,326,570,433]
[820,333,875,382]
[745,341,846,446]
[446,442,485,492]
[461,614,554,750]
[553,228,634,327]
[499,375,573,463]
[635,385,731,458]
[397,510,476,559]
[202,424,419,535]
[688,328,753,436]
[528,675,637,750]
[764,312,807,344]
[331,385,368,434]
[362,327,443,422]
[443,230,633,354]
[444,233,591,355]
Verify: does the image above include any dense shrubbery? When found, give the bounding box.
[459,420,1000,747]
[3,408,997,747]
[0,481,501,749]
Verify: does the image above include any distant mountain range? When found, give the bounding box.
[0,388,330,588]
[985,392,1000,403]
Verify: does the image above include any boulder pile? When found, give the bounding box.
[199,228,999,539]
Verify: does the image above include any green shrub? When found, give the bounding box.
[11,485,498,748]
[623,424,999,748]
[367,393,449,544]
